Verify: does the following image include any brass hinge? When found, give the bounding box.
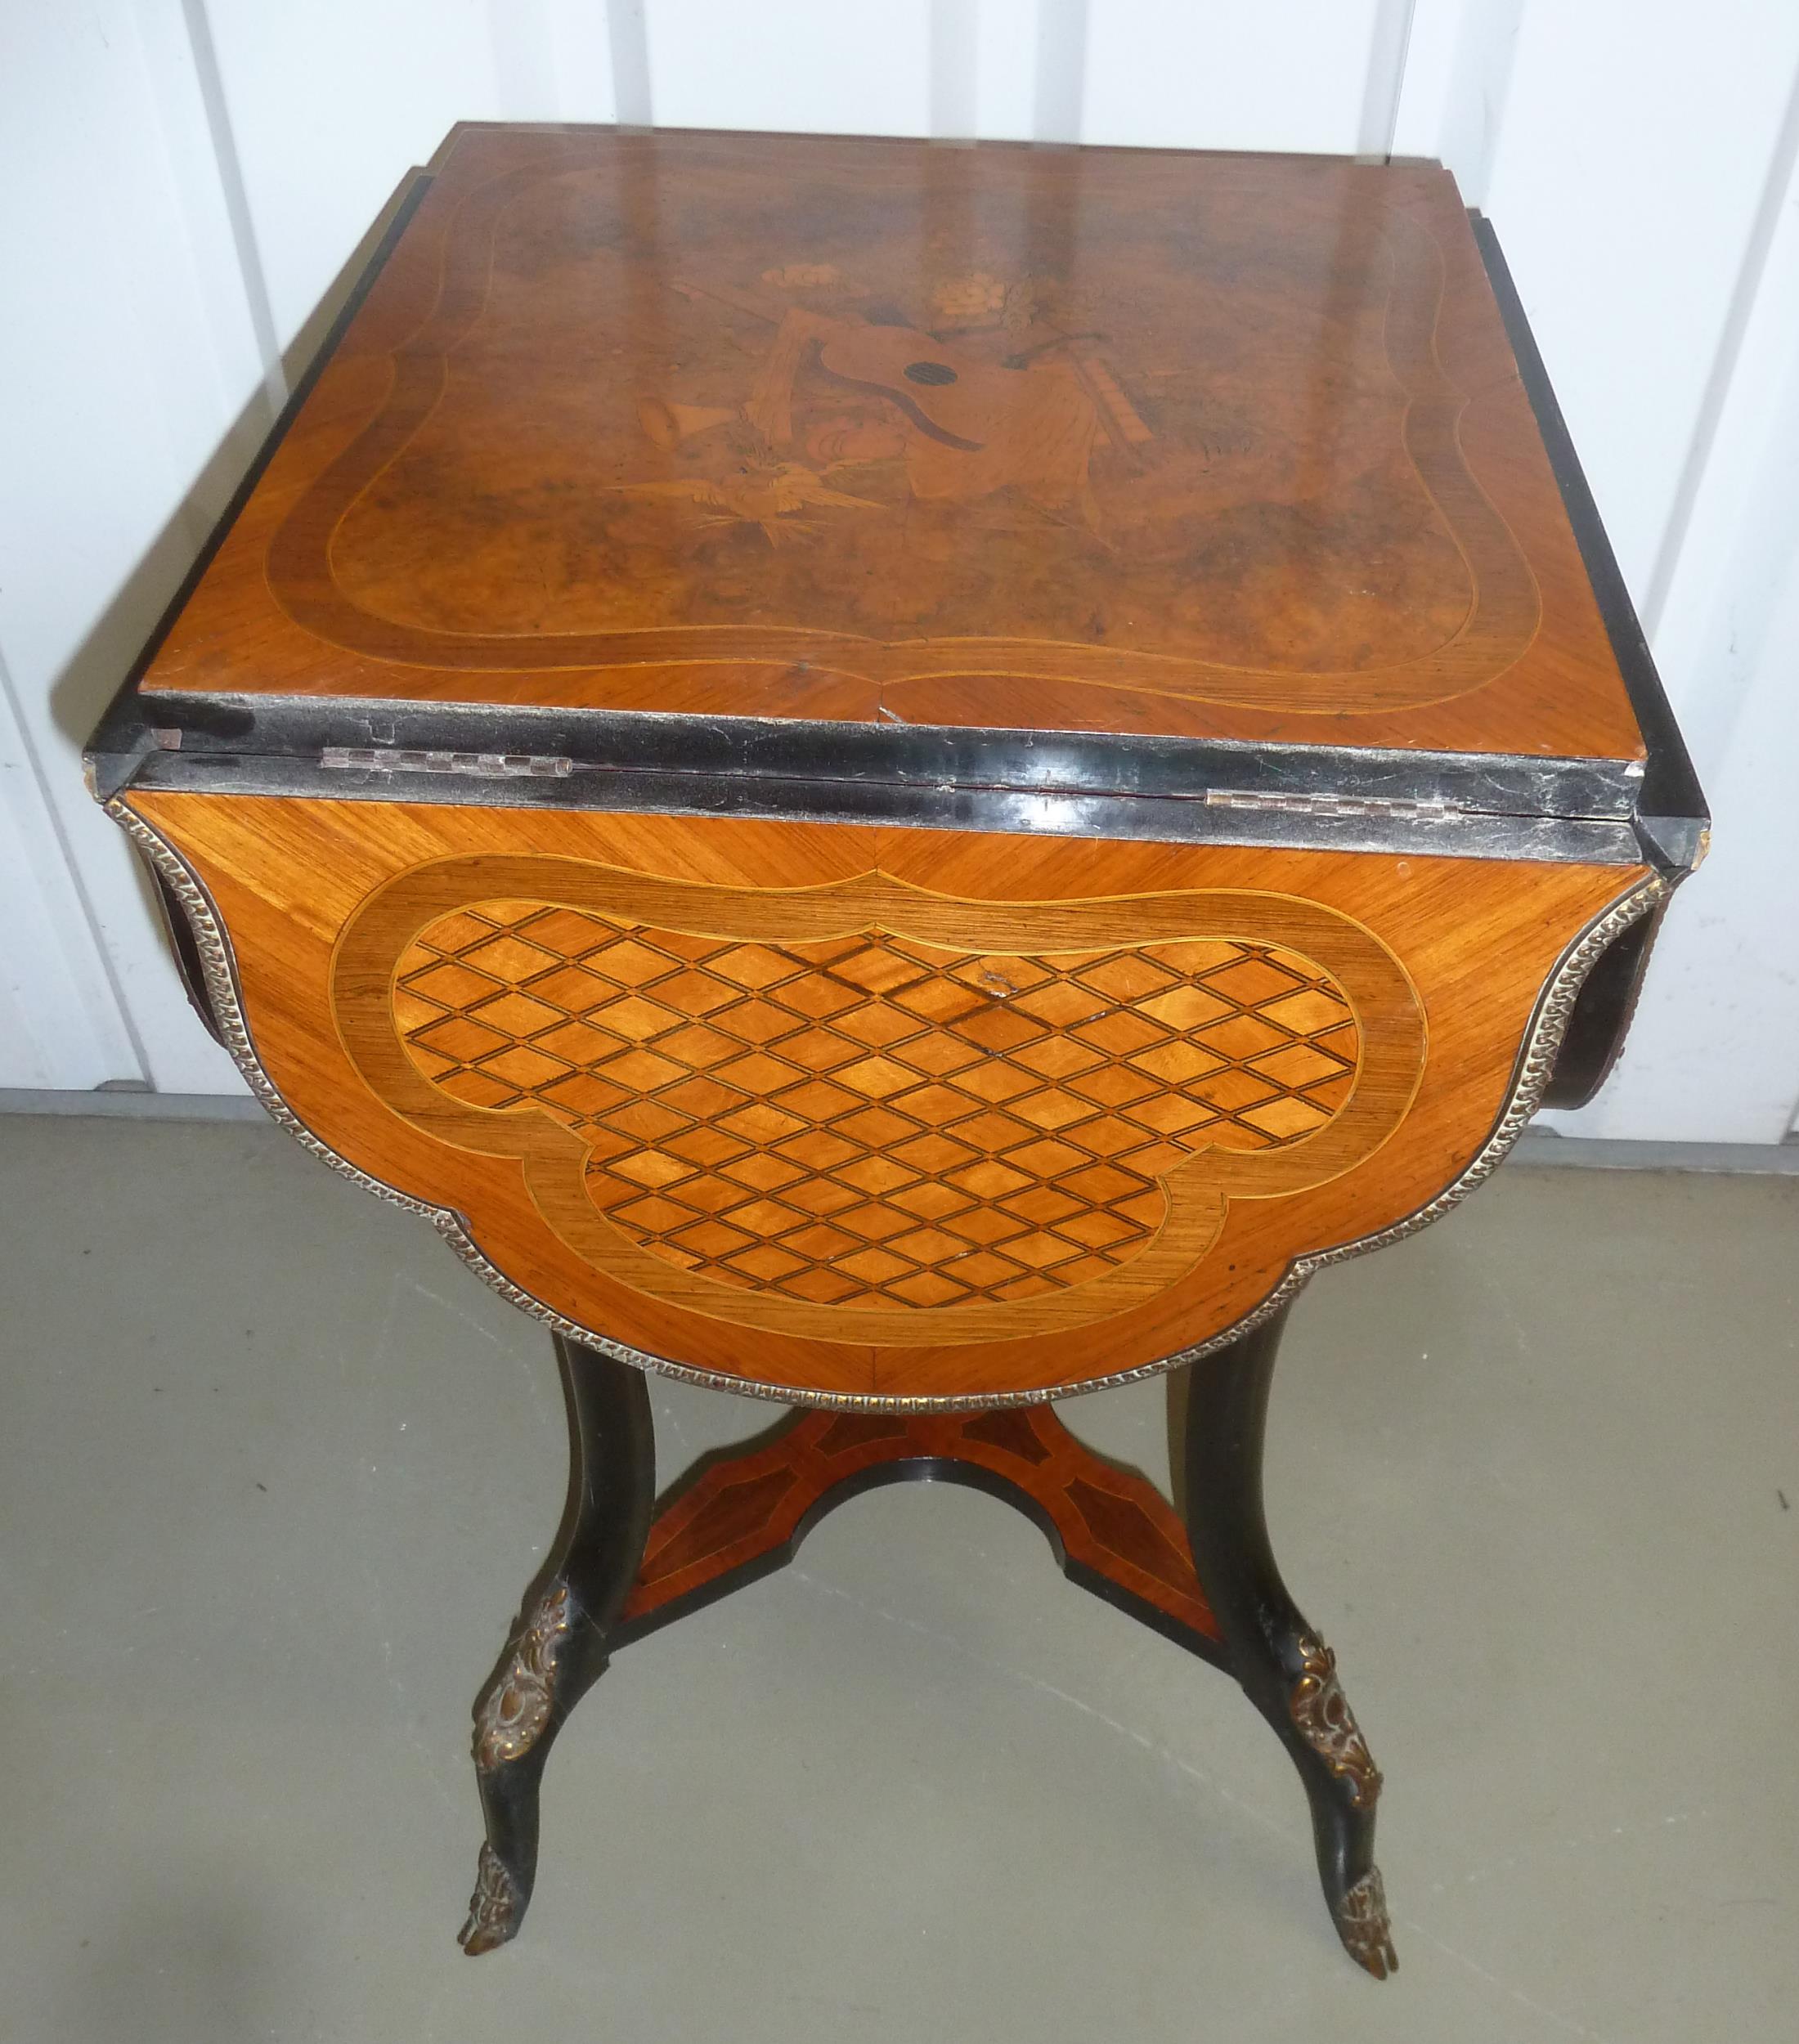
[1205,787,1457,822]
[320,746,574,779]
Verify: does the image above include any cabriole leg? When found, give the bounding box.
[1181,1305,1397,1979]
[458,1335,654,1954]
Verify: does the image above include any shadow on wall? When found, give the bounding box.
[48,167,424,928]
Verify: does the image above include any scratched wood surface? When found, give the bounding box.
[137,125,1643,764]
[126,792,1650,1402]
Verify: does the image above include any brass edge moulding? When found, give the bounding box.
[106,796,1667,1412]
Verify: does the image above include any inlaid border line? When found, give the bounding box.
[106,795,1665,1411]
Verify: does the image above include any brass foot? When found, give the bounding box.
[458,1843,523,1956]
[1335,1865,1398,1979]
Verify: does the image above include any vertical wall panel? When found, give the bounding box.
[1541,101,1799,1143]
[0,655,138,1090]
[1467,1,1799,604]
[545,0,621,123]
[1079,2,1384,152]
[928,0,978,138]
[644,0,934,138]
[0,0,265,1092]
[1393,0,1526,204]
[972,0,1037,141]
[1643,83,1799,786]
[1402,0,1799,1142]
[202,0,572,355]
[1559,544,1799,1144]
[202,0,500,353]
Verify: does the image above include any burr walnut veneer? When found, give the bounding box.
[88,125,1704,1979]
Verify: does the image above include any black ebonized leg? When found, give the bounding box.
[1182,1305,1397,1979]
[459,1335,655,1954]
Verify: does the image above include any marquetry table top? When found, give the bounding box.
[137,123,1643,765]
[94,126,1704,1409]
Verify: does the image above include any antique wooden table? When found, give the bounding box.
[87,125,1704,1976]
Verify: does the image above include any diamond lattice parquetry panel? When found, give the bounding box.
[394,907,1359,1311]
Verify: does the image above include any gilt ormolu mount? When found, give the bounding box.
[87,125,1704,1976]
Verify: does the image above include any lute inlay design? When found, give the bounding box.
[396,908,1360,1308]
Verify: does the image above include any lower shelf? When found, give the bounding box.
[612,1403,1224,1662]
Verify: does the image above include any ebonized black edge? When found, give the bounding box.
[1472,212,1708,867]
[1540,899,1664,1109]
[105,688,1644,822]
[82,180,1702,881]
[1475,213,1708,1096]
[119,745,1644,866]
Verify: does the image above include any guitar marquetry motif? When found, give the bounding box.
[137,130,1651,769]
[396,908,1361,1311]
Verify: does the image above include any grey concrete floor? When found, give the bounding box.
[0,1112,1793,2042]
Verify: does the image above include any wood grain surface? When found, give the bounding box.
[617,1405,1222,1655]
[126,791,1652,1402]
[137,125,1643,764]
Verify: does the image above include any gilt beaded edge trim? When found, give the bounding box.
[106,799,1667,1412]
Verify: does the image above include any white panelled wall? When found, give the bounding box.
[3,1,1796,1140]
